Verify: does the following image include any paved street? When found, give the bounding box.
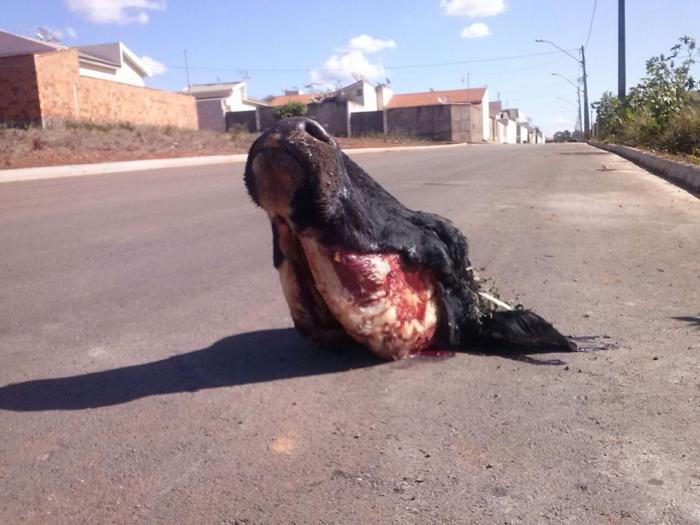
[1,143,698,524]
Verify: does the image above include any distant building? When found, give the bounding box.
[489,101,504,143]
[494,107,518,144]
[264,89,320,107]
[226,81,528,144]
[386,87,490,142]
[185,82,267,132]
[0,31,150,86]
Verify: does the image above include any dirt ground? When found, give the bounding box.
[0,123,437,169]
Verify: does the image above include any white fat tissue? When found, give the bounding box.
[299,233,438,360]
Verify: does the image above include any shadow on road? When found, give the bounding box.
[0,329,380,412]
[671,315,700,329]
[0,328,578,412]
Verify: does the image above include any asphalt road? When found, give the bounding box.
[1,144,698,524]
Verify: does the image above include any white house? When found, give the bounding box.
[0,30,149,87]
[185,81,267,132]
[498,117,518,144]
[517,122,531,144]
[265,81,392,113]
[75,42,149,86]
[494,107,518,144]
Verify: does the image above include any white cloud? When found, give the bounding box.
[440,0,505,17]
[460,22,491,39]
[310,35,396,89]
[64,26,77,38]
[64,0,165,25]
[346,34,397,54]
[141,55,167,76]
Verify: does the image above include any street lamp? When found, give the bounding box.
[536,39,590,139]
[552,73,583,136]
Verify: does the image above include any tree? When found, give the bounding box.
[553,130,575,143]
[272,101,308,120]
[627,35,697,127]
[592,91,626,139]
[592,35,699,153]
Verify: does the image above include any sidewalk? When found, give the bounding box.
[591,142,700,193]
[0,143,468,184]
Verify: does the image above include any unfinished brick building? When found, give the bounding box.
[0,32,197,129]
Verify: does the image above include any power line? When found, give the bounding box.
[162,49,577,74]
[585,0,598,48]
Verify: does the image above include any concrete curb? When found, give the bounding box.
[591,142,700,193]
[0,154,247,184]
[0,143,469,184]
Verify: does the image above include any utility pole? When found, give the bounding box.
[618,0,626,100]
[535,39,591,138]
[581,45,590,139]
[552,73,582,135]
[184,49,191,90]
[576,85,583,135]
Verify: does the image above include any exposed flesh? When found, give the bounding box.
[298,231,438,360]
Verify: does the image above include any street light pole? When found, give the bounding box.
[581,46,590,139]
[552,73,583,135]
[618,0,626,100]
[536,39,591,139]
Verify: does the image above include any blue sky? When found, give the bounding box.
[4,0,699,136]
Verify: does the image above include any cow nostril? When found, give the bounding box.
[303,119,333,144]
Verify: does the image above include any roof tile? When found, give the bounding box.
[387,87,486,109]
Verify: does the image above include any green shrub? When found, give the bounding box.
[272,101,308,120]
[593,35,699,156]
[227,123,250,140]
[661,107,700,155]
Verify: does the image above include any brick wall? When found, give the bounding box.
[0,49,198,129]
[350,110,384,136]
[306,100,349,137]
[225,110,257,133]
[450,104,482,143]
[387,105,453,141]
[75,76,198,129]
[0,54,42,124]
[197,99,226,132]
[34,49,80,122]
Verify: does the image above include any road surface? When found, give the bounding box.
[1,144,698,524]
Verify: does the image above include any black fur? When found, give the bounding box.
[244,117,576,353]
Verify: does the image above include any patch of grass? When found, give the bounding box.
[0,121,258,169]
[63,120,135,132]
[227,124,250,140]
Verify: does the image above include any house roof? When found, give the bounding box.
[264,93,320,106]
[243,97,269,107]
[77,50,120,68]
[186,82,245,94]
[489,101,503,117]
[0,29,66,57]
[387,87,487,109]
[75,42,149,77]
[502,108,519,120]
[185,82,247,100]
[0,32,149,78]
